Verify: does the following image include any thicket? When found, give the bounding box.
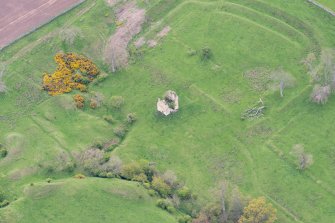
[304,50,335,104]
[42,53,99,96]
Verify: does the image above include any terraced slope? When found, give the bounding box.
[0,0,335,222]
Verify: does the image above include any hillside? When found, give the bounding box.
[1,0,335,222]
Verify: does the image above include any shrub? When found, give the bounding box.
[73,94,85,109]
[151,176,172,197]
[42,53,99,96]
[126,113,137,124]
[148,189,156,197]
[74,173,86,179]
[90,99,98,109]
[93,139,104,149]
[178,215,192,223]
[290,144,313,170]
[177,186,192,200]
[121,162,144,180]
[201,47,212,61]
[167,205,176,213]
[133,173,148,183]
[187,49,197,57]
[78,148,105,175]
[238,197,277,223]
[162,170,178,188]
[109,96,124,109]
[0,147,7,158]
[114,125,127,138]
[0,200,9,208]
[310,84,331,104]
[156,199,173,210]
[101,156,123,176]
[103,115,114,123]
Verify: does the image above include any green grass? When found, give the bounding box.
[1,0,335,222]
[317,0,335,11]
[0,178,177,223]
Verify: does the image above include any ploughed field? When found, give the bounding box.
[0,0,335,222]
[0,0,83,49]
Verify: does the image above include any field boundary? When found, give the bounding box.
[307,0,335,16]
[0,0,86,51]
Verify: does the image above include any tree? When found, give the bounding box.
[228,188,244,222]
[270,69,295,97]
[290,144,313,170]
[238,197,277,223]
[310,84,331,104]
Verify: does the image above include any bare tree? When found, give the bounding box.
[310,84,331,104]
[220,182,228,223]
[270,69,295,97]
[228,188,244,222]
[291,144,313,170]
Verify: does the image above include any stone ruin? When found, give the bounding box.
[157,90,179,116]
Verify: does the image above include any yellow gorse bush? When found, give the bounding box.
[42,53,99,96]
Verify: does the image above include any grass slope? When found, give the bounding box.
[0,178,177,223]
[0,0,335,222]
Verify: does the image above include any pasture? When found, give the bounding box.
[0,0,335,222]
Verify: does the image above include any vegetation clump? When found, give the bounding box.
[73,94,85,109]
[0,189,9,208]
[42,53,99,96]
[290,144,313,170]
[238,197,277,223]
[0,144,7,158]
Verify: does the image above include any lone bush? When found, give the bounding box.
[201,47,212,61]
[290,144,313,170]
[114,125,127,138]
[74,173,86,179]
[109,96,124,109]
[238,197,277,223]
[73,94,85,109]
[0,144,7,158]
[103,115,114,123]
[126,113,137,124]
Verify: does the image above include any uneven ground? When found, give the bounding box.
[0,0,83,49]
[0,0,335,222]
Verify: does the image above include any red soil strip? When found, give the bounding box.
[0,0,84,50]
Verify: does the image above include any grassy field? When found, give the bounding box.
[317,0,335,11]
[1,0,335,222]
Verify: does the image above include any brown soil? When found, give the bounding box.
[0,0,83,50]
[104,1,146,71]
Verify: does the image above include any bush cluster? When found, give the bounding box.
[42,53,99,96]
